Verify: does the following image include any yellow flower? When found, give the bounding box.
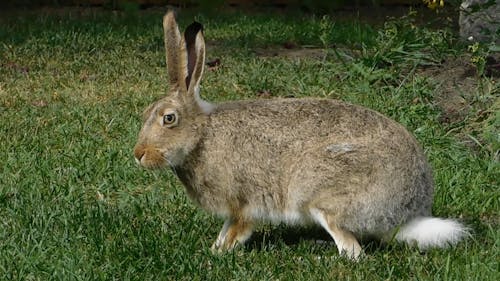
[423,0,445,10]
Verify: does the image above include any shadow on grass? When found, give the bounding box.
[244,225,388,255]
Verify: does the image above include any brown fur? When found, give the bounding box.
[133,12,466,259]
[173,98,433,235]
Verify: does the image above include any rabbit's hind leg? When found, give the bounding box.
[211,217,254,253]
[310,208,362,260]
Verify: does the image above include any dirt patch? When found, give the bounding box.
[417,53,499,124]
[417,54,478,124]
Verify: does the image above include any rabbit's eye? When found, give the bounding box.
[163,113,177,126]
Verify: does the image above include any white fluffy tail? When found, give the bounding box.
[395,217,470,250]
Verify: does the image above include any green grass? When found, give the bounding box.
[0,8,498,280]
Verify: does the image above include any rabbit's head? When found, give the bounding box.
[134,12,212,169]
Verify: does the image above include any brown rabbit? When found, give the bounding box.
[134,11,469,259]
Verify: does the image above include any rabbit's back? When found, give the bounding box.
[176,98,433,232]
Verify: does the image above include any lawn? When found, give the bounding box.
[0,6,498,280]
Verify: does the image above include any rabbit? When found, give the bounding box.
[133,11,469,260]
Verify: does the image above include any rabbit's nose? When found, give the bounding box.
[134,145,146,164]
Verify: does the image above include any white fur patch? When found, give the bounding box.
[246,207,306,225]
[325,143,355,153]
[213,219,232,248]
[194,86,215,114]
[309,208,330,230]
[395,217,470,249]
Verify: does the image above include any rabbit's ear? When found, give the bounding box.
[184,21,205,99]
[163,11,188,92]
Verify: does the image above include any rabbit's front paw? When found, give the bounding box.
[338,239,363,261]
[211,218,254,253]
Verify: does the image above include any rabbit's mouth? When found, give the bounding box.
[136,151,167,169]
[134,142,188,169]
[134,145,168,169]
